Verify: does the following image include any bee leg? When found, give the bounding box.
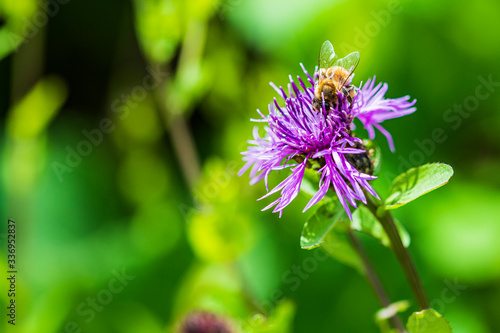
[345,86,356,106]
[313,97,331,113]
[312,98,322,112]
[349,89,356,100]
[347,94,353,104]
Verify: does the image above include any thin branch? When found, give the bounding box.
[347,229,407,333]
[364,195,430,310]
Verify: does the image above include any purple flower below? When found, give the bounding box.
[239,64,416,219]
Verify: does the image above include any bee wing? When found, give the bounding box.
[319,40,338,69]
[334,51,360,86]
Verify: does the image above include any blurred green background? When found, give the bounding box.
[1,0,500,332]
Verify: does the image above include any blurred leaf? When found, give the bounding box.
[321,221,364,274]
[441,303,490,333]
[227,0,333,56]
[129,200,181,258]
[392,220,410,248]
[173,262,248,319]
[246,300,296,333]
[0,28,21,59]
[238,233,283,303]
[300,201,344,249]
[375,300,411,333]
[187,158,255,262]
[184,0,219,22]
[414,182,500,283]
[376,300,410,320]
[7,75,67,139]
[117,95,163,144]
[166,58,209,115]
[132,0,182,64]
[188,211,254,262]
[385,163,453,210]
[21,288,72,333]
[4,76,67,193]
[203,38,245,120]
[0,0,37,18]
[112,302,164,333]
[0,0,38,59]
[352,205,410,248]
[118,148,170,204]
[406,309,452,333]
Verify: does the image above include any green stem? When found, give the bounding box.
[364,195,429,310]
[150,19,207,188]
[347,229,407,332]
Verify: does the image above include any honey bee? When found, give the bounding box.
[312,41,360,112]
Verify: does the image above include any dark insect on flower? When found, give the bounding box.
[239,41,416,219]
[345,141,375,176]
[179,311,233,333]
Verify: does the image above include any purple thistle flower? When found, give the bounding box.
[239,64,416,219]
[354,77,417,152]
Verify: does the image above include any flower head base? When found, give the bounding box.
[240,64,416,219]
[179,311,233,333]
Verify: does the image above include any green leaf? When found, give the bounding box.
[300,201,345,249]
[407,309,453,333]
[376,300,411,321]
[301,201,365,272]
[321,221,364,273]
[352,205,410,248]
[393,219,411,248]
[385,163,454,210]
[375,300,411,333]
